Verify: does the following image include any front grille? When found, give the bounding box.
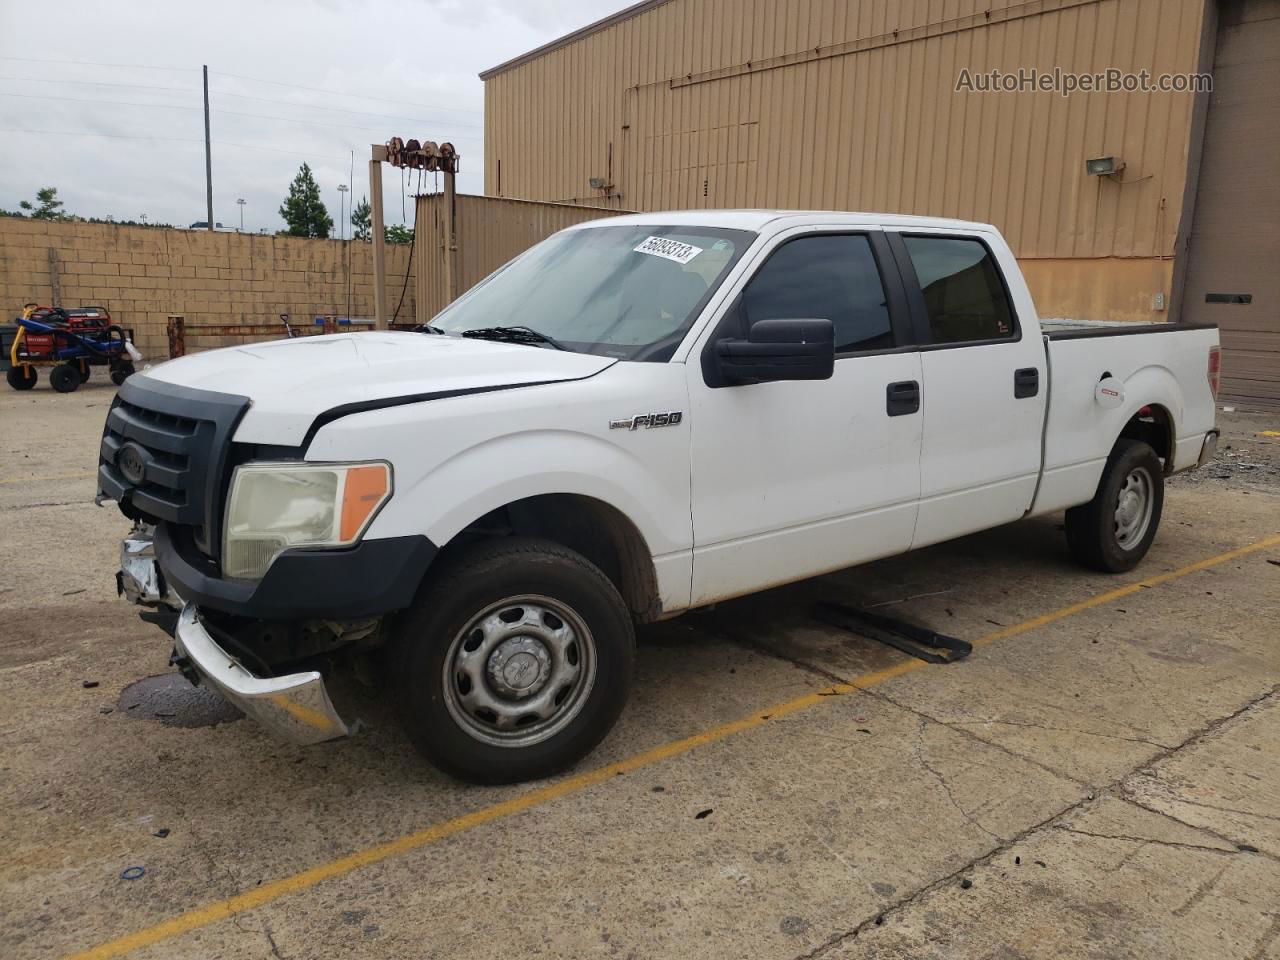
[98,376,250,558]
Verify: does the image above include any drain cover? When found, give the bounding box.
[118,674,243,728]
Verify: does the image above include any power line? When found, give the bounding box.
[0,75,198,94]
[0,57,483,117]
[213,69,483,117]
[0,55,189,72]
[0,127,354,160]
[0,91,482,137]
[0,73,484,123]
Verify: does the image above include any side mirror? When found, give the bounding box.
[715,318,835,384]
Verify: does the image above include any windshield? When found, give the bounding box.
[431,224,755,360]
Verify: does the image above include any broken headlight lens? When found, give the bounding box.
[222,462,392,580]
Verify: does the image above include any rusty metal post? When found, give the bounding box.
[323,317,338,335]
[370,144,389,330]
[167,315,186,358]
[444,166,458,304]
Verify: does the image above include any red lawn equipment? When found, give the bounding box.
[4,305,140,393]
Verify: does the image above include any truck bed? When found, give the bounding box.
[1040,318,1217,340]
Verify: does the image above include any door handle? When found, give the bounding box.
[886,380,920,416]
[1014,367,1039,399]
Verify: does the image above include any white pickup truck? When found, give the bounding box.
[102,210,1220,783]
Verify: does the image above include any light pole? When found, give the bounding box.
[336,184,349,241]
[236,198,246,233]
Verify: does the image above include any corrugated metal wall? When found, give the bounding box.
[483,0,1206,263]
[414,194,621,321]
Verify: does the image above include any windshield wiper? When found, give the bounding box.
[460,325,568,351]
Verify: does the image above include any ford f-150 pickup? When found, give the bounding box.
[101,210,1221,783]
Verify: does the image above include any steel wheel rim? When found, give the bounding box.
[1114,466,1154,549]
[442,594,596,748]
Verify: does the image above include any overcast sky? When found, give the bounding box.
[0,0,622,233]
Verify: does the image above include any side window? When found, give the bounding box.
[902,236,1016,344]
[742,234,894,353]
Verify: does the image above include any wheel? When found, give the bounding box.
[1065,438,1164,573]
[6,365,36,391]
[77,361,91,383]
[110,362,134,385]
[50,363,81,393]
[387,537,635,784]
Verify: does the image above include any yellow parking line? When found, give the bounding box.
[0,471,97,485]
[61,532,1280,960]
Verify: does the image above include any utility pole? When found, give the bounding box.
[203,65,213,231]
[236,198,245,232]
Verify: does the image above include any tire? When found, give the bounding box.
[110,362,134,385]
[77,361,91,383]
[6,365,36,391]
[50,363,81,393]
[1065,438,1164,573]
[387,537,635,784]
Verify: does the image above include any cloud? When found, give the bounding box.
[0,0,622,231]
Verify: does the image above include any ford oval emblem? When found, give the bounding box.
[117,442,148,485]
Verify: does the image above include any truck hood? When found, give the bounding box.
[140,331,617,445]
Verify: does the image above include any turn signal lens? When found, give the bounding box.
[1207,346,1221,400]
[340,465,392,541]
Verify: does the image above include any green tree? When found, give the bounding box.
[278,163,333,238]
[384,223,413,244]
[18,186,67,220]
[351,196,371,241]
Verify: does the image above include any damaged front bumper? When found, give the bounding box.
[117,524,183,609]
[172,604,350,745]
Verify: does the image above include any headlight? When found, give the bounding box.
[223,461,392,580]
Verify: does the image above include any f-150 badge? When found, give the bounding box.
[609,412,683,430]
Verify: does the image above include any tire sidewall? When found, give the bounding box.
[50,364,80,393]
[1095,441,1164,571]
[390,541,634,783]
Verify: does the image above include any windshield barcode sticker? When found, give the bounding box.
[633,236,703,264]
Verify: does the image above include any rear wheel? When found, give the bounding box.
[110,361,134,385]
[6,365,36,391]
[387,537,635,784]
[1065,438,1164,573]
[77,360,91,383]
[50,363,81,393]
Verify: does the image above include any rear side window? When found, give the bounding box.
[903,236,1016,344]
[742,234,894,353]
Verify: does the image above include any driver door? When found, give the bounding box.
[685,228,924,606]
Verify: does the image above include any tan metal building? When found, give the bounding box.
[480,0,1279,405]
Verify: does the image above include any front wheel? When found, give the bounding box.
[6,365,36,391]
[1065,438,1164,573]
[387,537,635,784]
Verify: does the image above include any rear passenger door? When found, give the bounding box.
[888,232,1047,548]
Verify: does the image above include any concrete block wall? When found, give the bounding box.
[0,217,416,358]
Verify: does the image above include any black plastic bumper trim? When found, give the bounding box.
[155,524,436,620]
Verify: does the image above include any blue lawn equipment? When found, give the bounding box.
[5,306,137,393]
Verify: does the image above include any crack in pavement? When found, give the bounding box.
[711,626,1094,790]
[710,628,1280,960]
[1117,793,1280,866]
[949,717,1174,750]
[1171,863,1229,917]
[910,717,1004,844]
[790,684,1280,958]
[1052,824,1237,857]
[1128,793,1280,825]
